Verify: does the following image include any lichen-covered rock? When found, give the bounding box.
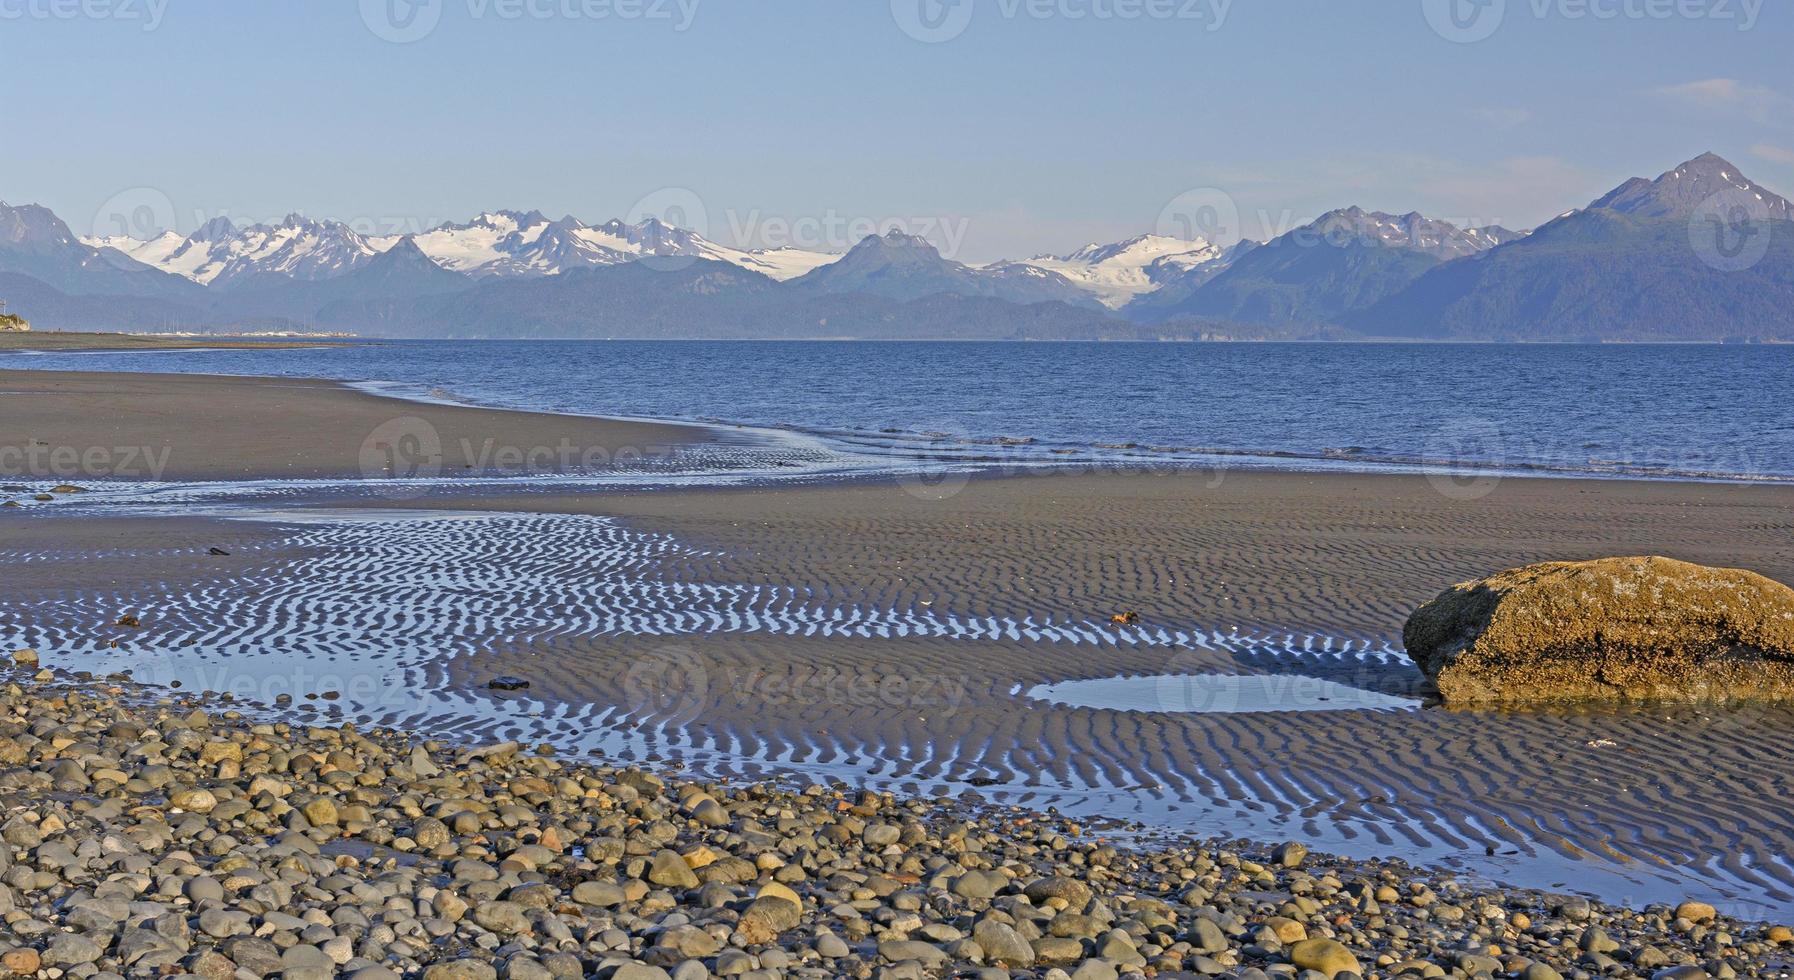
[1405,556,1794,704]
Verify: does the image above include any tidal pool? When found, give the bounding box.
[1027,673,1422,714]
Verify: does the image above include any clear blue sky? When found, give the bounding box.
[6,0,1790,261]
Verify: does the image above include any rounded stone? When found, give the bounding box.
[1288,937,1360,977]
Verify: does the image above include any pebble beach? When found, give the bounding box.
[3,660,1790,980]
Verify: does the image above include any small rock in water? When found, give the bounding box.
[488,675,530,691]
[1272,840,1309,868]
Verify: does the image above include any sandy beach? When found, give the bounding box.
[5,368,1794,928]
[0,369,721,480]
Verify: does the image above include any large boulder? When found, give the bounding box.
[1404,556,1794,704]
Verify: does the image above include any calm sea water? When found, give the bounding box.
[9,340,1793,481]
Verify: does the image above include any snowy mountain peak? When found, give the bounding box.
[1056,233,1194,265]
[1005,232,1225,309]
[468,210,546,231]
[371,236,436,266]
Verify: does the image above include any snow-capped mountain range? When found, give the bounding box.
[13,152,1788,342]
[92,215,385,288]
[88,210,839,287]
[78,208,1520,314]
[81,207,1251,304]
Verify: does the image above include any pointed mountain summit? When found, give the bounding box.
[1588,152,1793,221]
[1356,152,1794,341]
[358,236,458,280]
[308,236,471,305]
[793,229,1099,308]
[1,201,83,250]
[0,200,198,300]
[191,216,239,242]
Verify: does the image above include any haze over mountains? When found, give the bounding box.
[2,152,1788,342]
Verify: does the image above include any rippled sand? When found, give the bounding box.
[6,468,1794,915]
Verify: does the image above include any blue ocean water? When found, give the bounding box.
[9,340,1793,481]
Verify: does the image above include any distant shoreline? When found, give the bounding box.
[0,332,356,354]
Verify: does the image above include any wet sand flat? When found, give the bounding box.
[0,368,716,481]
[429,473,1794,904]
[459,469,1794,640]
[6,467,1794,910]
